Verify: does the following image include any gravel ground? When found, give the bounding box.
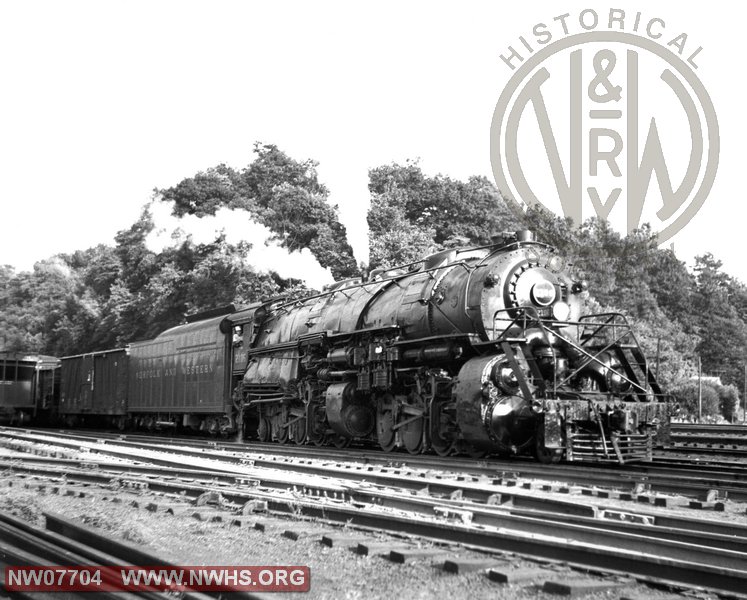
[0,473,716,600]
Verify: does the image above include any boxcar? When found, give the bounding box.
[58,349,128,427]
[0,352,59,424]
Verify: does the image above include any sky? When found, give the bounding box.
[0,1,743,289]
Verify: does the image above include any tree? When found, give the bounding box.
[671,381,720,420]
[0,258,86,355]
[161,164,246,217]
[646,248,694,324]
[691,254,747,389]
[159,143,358,280]
[367,189,436,269]
[103,209,290,344]
[717,383,740,422]
[368,161,521,247]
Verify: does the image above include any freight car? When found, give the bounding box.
[0,352,59,424]
[48,230,671,463]
[59,348,128,427]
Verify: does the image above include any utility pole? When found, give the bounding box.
[743,364,746,425]
[698,356,702,423]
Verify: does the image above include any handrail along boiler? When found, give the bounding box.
[239,230,671,463]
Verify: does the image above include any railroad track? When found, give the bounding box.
[3,426,747,502]
[0,510,218,600]
[668,423,747,455]
[672,423,747,435]
[4,470,729,600]
[665,445,747,458]
[2,426,747,596]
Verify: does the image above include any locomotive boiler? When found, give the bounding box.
[240,230,671,463]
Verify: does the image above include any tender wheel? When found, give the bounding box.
[205,418,220,437]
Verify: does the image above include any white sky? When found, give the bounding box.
[0,1,744,287]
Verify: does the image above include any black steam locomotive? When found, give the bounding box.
[2,230,671,463]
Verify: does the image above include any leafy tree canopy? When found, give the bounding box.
[159,143,357,279]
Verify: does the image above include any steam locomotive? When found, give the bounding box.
[2,230,671,463]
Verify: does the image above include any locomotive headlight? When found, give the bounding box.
[552,301,571,321]
[530,281,556,306]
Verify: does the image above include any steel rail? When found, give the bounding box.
[3,427,747,501]
[672,423,747,435]
[3,428,746,505]
[0,511,217,600]
[4,436,747,595]
[665,445,747,457]
[5,459,747,594]
[4,456,746,548]
[36,426,747,480]
[670,434,747,446]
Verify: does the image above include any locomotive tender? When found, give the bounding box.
[55,230,670,463]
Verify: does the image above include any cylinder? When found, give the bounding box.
[325,381,375,438]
